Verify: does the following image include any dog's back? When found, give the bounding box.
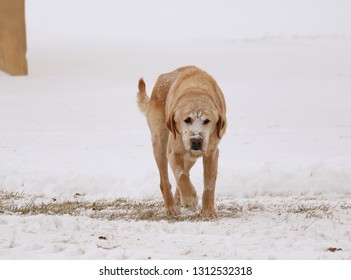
[137,66,199,116]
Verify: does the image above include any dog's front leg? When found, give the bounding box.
[202,148,219,219]
[169,152,198,211]
[151,135,180,217]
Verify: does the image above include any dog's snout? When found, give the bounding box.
[190,138,203,151]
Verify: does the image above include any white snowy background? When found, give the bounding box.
[0,0,351,259]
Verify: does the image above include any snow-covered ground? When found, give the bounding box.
[1,0,351,259]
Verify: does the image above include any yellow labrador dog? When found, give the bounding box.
[137,66,226,218]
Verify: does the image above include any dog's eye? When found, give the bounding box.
[203,119,210,125]
[184,117,192,124]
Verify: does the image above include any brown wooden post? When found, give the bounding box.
[0,0,28,75]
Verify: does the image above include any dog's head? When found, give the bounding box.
[166,94,226,156]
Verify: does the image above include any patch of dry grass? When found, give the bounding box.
[288,203,335,219]
[1,189,348,222]
[0,189,244,221]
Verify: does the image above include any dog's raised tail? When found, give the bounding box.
[137,78,149,114]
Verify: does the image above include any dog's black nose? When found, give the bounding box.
[190,138,203,151]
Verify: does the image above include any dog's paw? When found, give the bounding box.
[181,193,198,211]
[200,209,218,220]
[165,204,181,218]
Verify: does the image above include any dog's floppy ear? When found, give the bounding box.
[216,114,227,139]
[166,112,179,139]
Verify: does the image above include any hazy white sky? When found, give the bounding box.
[27,0,351,44]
